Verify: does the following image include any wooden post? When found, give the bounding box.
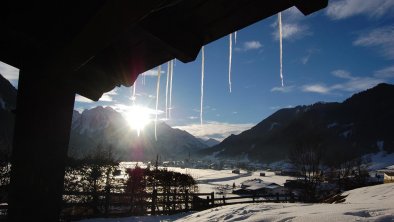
[105,186,110,217]
[151,189,157,215]
[173,189,176,211]
[8,69,75,221]
[185,189,189,210]
[211,192,215,208]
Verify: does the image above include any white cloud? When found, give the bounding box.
[330,77,383,92]
[0,61,19,87]
[302,84,331,94]
[173,121,254,141]
[141,68,166,77]
[302,70,385,94]
[235,41,262,52]
[326,0,394,20]
[98,88,118,102]
[353,26,394,59]
[75,94,94,103]
[374,66,394,78]
[110,103,163,115]
[244,41,262,50]
[332,70,356,80]
[301,55,310,65]
[272,22,310,41]
[271,85,294,93]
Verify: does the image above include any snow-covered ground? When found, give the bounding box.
[78,164,394,222]
[165,167,294,195]
[79,183,394,222]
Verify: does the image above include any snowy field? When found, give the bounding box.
[78,165,394,222]
[78,183,394,222]
[165,167,294,195]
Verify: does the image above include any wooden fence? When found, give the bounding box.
[61,190,296,220]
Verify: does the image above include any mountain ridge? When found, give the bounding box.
[199,83,394,163]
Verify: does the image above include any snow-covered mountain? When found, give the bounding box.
[198,138,220,147]
[69,106,208,161]
[200,83,394,164]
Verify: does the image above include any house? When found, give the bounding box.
[376,169,394,183]
[383,172,394,183]
[232,169,240,174]
[233,179,288,195]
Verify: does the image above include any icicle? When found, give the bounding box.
[155,65,161,141]
[228,33,233,93]
[278,12,284,87]
[169,59,174,119]
[132,81,137,105]
[200,46,205,125]
[234,31,237,45]
[165,61,170,119]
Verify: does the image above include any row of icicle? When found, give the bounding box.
[150,11,284,140]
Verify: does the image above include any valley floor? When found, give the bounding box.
[78,182,394,222]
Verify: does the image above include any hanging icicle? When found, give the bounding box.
[234,31,237,45]
[200,46,205,125]
[228,33,233,93]
[165,61,170,119]
[155,65,161,141]
[278,12,284,87]
[132,81,137,105]
[169,59,174,119]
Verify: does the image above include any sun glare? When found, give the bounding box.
[123,105,152,136]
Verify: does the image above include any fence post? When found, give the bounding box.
[185,189,189,210]
[211,192,215,208]
[105,186,110,217]
[151,189,157,215]
[173,189,177,211]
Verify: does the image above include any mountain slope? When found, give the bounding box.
[68,106,208,161]
[0,74,16,156]
[199,83,394,163]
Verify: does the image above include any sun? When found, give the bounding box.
[123,105,152,136]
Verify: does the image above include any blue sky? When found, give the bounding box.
[1,0,394,141]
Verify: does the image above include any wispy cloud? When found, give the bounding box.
[173,121,254,141]
[301,48,319,65]
[326,0,394,20]
[272,23,310,41]
[353,26,394,60]
[302,69,385,94]
[332,70,356,80]
[99,88,118,102]
[235,41,262,51]
[111,103,161,114]
[141,68,166,77]
[301,84,331,94]
[374,65,394,78]
[75,94,94,103]
[244,41,262,50]
[269,105,293,110]
[271,85,295,93]
[0,61,19,87]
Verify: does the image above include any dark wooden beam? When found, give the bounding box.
[8,68,75,221]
